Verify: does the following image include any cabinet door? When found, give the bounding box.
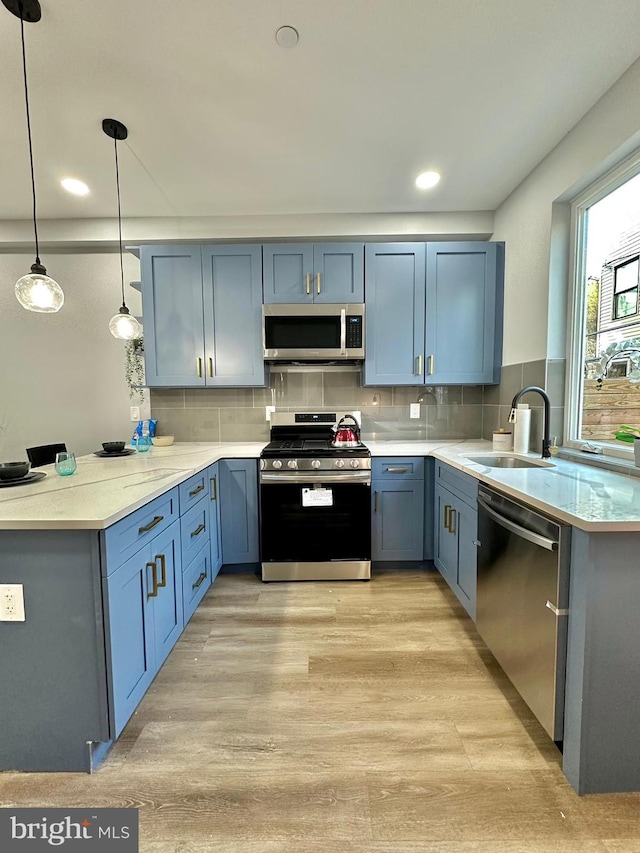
[434,484,457,584]
[219,459,259,564]
[208,463,223,581]
[140,245,205,387]
[104,547,155,738]
[202,245,266,386]
[364,243,426,385]
[149,520,183,669]
[425,242,501,384]
[372,480,424,560]
[455,499,478,620]
[313,243,364,303]
[263,244,314,303]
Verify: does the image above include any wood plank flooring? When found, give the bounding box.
[2,569,640,851]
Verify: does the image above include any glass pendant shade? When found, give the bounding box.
[15,263,64,313]
[109,306,141,340]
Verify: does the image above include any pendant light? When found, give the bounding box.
[3,0,64,312]
[102,118,141,341]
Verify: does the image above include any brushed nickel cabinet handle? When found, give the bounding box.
[139,515,164,534]
[386,467,408,473]
[444,504,450,530]
[316,272,321,294]
[192,571,207,590]
[306,273,311,295]
[374,491,379,512]
[191,523,206,538]
[147,561,159,598]
[449,508,456,535]
[416,355,423,376]
[428,354,434,375]
[197,357,203,378]
[210,476,217,500]
[189,482,205,498]
[154,553,167,588]
[208,357,213,377]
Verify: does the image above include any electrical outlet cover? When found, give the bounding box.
[0,584,25,621]
[409,403,421,419]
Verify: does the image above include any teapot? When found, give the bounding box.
[332,415,361,448]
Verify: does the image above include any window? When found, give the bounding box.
[613,257,639,319]
[568,154,640,455]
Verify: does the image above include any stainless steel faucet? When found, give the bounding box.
[510,385,551,458]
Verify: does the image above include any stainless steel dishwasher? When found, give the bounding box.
[476,486,571,741]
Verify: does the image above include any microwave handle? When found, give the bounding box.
[340,309,346,355]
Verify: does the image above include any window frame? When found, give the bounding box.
[566,148,640,458]
[612,256,640,320]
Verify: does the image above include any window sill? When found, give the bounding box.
[558,446,640,478]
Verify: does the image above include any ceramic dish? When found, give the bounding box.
[93,449,136,458]
[151,435,174,447]
[0,461,31,480]
[0,471,46,488]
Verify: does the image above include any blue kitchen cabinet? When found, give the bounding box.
[433,462,478,619]
[140,245,206,387]
[219,458,260,564]
[201,245,266,386]
[208,462,223,581]
[371,457,424,561]
[103,519,182,738]
[140,244,265,387]
[263,243,364,303]
[364,241,503,386]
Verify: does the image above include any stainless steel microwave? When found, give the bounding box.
[263,303,365,362]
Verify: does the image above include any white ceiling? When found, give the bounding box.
[1,0,640,221]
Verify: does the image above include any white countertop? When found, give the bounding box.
[2,439,640,533]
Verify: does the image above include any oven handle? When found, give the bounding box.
[260,472,371,485]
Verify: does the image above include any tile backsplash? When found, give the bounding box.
[150,360,566,446]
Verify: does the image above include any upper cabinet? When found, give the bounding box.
[364,241,503,386]
[141,245,266,388]
[263,243,364,304]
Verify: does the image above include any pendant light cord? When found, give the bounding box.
[19,7,40,264]
[114,136,126,308]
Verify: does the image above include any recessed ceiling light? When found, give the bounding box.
[61,178,89,196]
[415,171,441,190]
[275,26,299,48]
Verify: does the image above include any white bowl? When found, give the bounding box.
[151,435,174,447]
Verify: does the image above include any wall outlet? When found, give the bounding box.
[409,403,421,419]
[0,584,25,622]
[266,406,276,422]
[130,406,141,422]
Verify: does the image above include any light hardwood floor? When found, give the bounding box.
[1,570,640,851]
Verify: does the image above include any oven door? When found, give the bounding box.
[260,478,371,563]
[263,304,364,360]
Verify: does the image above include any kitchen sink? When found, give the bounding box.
[465,455,555,469]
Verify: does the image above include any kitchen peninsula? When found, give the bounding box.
[1,440,640,795]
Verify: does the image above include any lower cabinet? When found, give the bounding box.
[104,519,182,738]
[372,458,424,560]
[220,458,260,564]
[182,541,211,624]
[208,462,223,581]
[433,462,479,619]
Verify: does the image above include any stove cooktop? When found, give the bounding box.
[261,438,369,458]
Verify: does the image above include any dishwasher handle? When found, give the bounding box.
[477,495,558,552]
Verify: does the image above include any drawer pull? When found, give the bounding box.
[147,561,159,598]
[191,523,206,538]
[449,508,456,535]
[192,571,207,590]
[154,553,167,588]
[189,483,205,498]
[386,467,408,473]
[210,476,217,500]
[139,515,164,535]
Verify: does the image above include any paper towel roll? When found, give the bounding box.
[513,404,531,454]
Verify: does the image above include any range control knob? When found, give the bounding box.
[272,460,282,469]
[311,459,321,469]
[350,459,360,468]
[335,459,345,468]
[287,459,298,469]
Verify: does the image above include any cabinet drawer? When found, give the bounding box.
[182,543,211,625]
[179,470,210,513]
[180,499,210,568]
[103,488,179,574]
[373,457,424,481]
[435,461,478,507]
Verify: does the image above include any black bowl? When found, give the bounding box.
[102,442,126,453]
[0,461,31,480]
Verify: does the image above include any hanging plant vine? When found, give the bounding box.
[124,337,146,405]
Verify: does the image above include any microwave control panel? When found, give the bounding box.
[346,316,363,348]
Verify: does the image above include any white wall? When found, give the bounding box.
[494,55,640,365]
[0,251,141,461]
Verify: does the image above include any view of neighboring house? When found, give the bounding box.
[594,220,640,355]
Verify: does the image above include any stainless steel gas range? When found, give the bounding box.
[260,411,371,582]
